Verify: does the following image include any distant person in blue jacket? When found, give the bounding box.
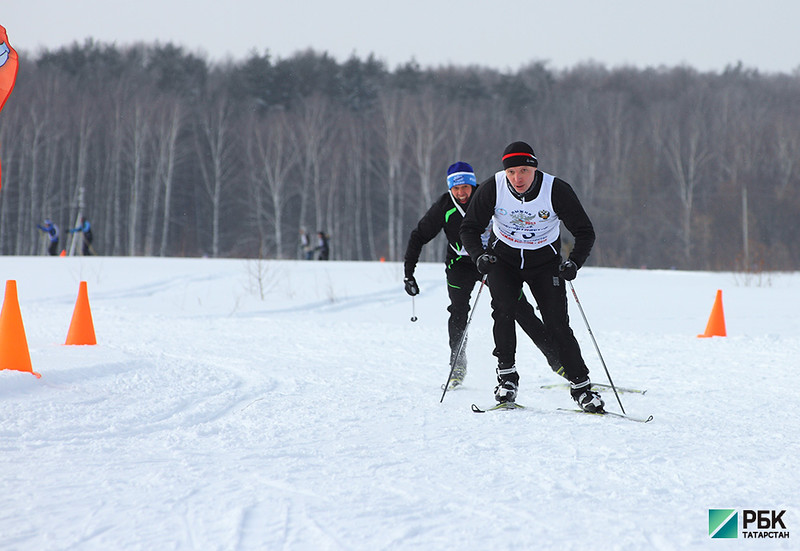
[68,216,94,256]
[36,219,60,256]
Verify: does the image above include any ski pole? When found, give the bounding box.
[410,296,418,322]
[567,280,626,414]
[440,274,488,403]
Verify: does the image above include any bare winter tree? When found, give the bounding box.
[597,91,642,266]
[713,84,766,269]
[144,98,184,257]
[338,111,374,260]
[294,94,334,235]
[248,110,297,258]
[773,116,800,200]
[324,131,345,260]
[127,100,151,255]
[561,90,603,207]
[653,87,714,267]
[408,88,448,210]
[444,102,473,162]
[194,91,239,258]
[373,89,409,261]
[405,88,449,262]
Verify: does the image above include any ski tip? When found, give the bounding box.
[610,412,653,423]
[611,412,654,423]
[471,402,525,413]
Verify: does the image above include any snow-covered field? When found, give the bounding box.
[1,256,797,550]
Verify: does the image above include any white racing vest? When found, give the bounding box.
[492,170,560,250]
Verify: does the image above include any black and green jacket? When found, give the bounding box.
[404,189,476,278]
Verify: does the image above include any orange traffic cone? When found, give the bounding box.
[698,289,726,338]
[59,250,66,257]
[0,280,41,377]
[65,281,96,345]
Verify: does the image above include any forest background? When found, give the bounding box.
[0,41,798,271]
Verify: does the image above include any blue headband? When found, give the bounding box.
[447,171,477,189]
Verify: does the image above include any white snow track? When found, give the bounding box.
[1,257,797,549]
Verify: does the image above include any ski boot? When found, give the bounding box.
[445,363,467,390]
[570,379,605,413]
[445,342,468,390]
[494,363,519,403]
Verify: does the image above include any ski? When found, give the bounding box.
[540,382,647,395]
[471,402,526,413]
[471,403,653,422]
[556,408,654,423]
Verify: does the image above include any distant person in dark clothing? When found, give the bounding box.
[36,219,60,256]
[68,216,93,256]
[316,231,330,260]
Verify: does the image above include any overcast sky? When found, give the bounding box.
[4,1,800,74]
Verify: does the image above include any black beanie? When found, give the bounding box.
[502,141,538,169]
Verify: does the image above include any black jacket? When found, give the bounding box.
[404,190,476,277]
[461,171,595,270]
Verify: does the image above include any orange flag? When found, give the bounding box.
[0,25,20,191]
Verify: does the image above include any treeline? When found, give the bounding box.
[1,40,799,270]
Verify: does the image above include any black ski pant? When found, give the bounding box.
[487,257,588,384]
[82,232,93,256]
[445,261,559,369]
[445,262,479,366]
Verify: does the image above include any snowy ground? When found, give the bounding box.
[1,256,798,550]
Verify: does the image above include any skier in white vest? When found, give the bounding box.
[403,161,561,391]
[460,141,604,412]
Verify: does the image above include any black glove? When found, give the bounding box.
[404,276,419,296]
[558,259,578,281]
[475,253,497,275]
